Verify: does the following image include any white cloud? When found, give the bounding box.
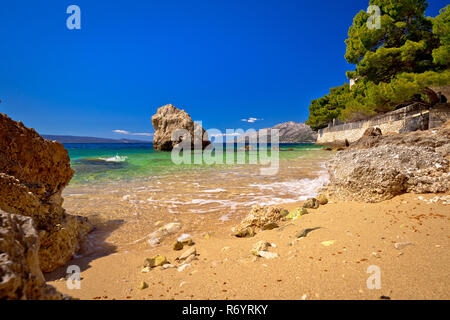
[241,117,263,123]
[113,130,153,136]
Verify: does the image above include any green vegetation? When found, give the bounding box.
[307,1,450,130]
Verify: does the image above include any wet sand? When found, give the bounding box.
[47,192,450,300]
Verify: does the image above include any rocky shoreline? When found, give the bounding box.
[1,113,449,300]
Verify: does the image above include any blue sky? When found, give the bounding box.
[0,0,447,141]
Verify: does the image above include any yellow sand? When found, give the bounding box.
[47,193,450,300]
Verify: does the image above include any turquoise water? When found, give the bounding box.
[65,143,324,185]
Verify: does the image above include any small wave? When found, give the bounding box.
[99,155,128,162]
[202,188,227,193]
[248,173,329,201]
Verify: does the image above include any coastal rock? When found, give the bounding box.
[0,113,92,272]
[0,211,64,300]
[326,144,449,202]
[176,247,197,262]
[38,215,92,273]
[151,104,210,151]
[232,205,288,237]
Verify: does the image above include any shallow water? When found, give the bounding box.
[63,143,332,251]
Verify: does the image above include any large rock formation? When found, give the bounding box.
[151,104,210,151]
[0,210,64,299]
[0,113,92,272]
[237,121,317,143]
[325,145,449,203]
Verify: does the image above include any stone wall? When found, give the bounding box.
[316,103,431,145]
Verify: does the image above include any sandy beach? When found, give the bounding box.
[46,192,450,300]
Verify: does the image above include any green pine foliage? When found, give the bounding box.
[307,1,450,130]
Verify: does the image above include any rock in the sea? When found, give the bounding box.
[232,205,288,237]
[0,211,64,299]
[326,144,449,202]
[0,113,92,272]
[151,104,210,151]
[303,198,319,209]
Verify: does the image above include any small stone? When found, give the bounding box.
[321,240,335,246]
[161,264,176,270]
[141,267,151,273]
[177,264,191,272]
[221,246,231,252]
[181,238,194,246]
[286,208,308,220]
[144,255,168,268]
[295,227,320,239]
[251,241,271,256]
[177,247,197,261]
[138,281,148,290]
[394,242,412,250]
[316,194,328,205]
[233,227,255,238]
[172,241,184,251]
[303,198,319,209]
[258,251,279,259]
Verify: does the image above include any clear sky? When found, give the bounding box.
[0,0,447,141]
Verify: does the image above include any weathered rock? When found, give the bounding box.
[362,127,382,137]
[326,144,449,202]
[303,198,319,209]
[232,205,288,237]
[151,104,210,151]
[258,251,279,259]
[261,222,279,230]
[38,215,92,272]
[0,211,64,299]
[0,114,92,272]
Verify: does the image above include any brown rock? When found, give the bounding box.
[0,113,92,272]
[0,210,64,299]
[151,104,210,151]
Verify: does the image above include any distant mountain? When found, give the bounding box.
[42,135,153,144]
[236,121,317,143]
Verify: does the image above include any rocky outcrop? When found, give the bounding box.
[0,113,92,272]
[151,104,210,151]
[237,121,317,144]
[0,210,64,299]
[349,120,450,157]
[325,145,449,203]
